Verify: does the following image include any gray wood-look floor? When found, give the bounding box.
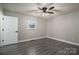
[0,38,79,55]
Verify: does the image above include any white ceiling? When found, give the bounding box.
[1,3,79,18]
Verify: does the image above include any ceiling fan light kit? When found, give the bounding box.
[42,13,48,16]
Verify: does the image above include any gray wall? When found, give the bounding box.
[47,11,79,44]
[0,5,3,45]
[3,9,79,44]
[3,11,46,41]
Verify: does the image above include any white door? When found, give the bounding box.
[1,16,18,45]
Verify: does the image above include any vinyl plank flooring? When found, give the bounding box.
[0,38,79,55]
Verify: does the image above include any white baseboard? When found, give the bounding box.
[46,36,79,46]
[1,36,79,47]
[0,36,46,46]
[18,36,46,43]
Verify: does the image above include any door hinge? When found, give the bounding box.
[2,28,4,31]
[2,17,4,20]
[2,40,4,42]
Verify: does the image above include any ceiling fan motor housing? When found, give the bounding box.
[42,7,47,12]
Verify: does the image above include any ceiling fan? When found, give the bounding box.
[27,3,61,15]
[37,6,54,14]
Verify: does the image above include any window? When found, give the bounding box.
[27,17,37,29]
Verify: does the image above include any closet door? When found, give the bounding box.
[1,16,18,45]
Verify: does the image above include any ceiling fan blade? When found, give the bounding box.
[34,11,43,14]
[37,7,42,10]
[26,10,39,12]
[49,6,54,10]
[47,12,54,14]
[53,9,61,12]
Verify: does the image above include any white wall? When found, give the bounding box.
[47,11,79,44]
[0,4,3,45]
[3,11,46,41]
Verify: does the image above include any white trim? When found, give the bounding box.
[1,36,79,47]
[46,36,79,46]
[18,36,46,43]
[0,36,46,46]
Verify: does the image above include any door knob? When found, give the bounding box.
[15,31,18,33]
